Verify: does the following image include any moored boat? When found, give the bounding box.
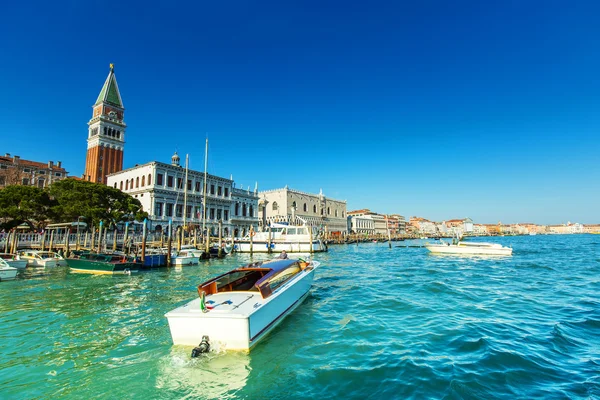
[0,259,18,281]
[0,253,28,269]
[165,258,321,352]
[67,252,141,274]
[233,223,326,253]
[171,250,199,266]
[18,250,61,268]
[425,240,512,256]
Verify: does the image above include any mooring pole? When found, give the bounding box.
[167,219,173,266]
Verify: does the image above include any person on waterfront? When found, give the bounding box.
[277,250,288,259]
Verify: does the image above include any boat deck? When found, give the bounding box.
[168,292,264,319]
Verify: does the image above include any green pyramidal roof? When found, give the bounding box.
[94,65,124,108]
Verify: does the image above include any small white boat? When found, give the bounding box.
[17,250,63,267]
[171,250,200,266]
[0,253,28,269]
[233,223,326,253]
[0,258,18,281]
[425,240,512,256]
[165,258,320,352]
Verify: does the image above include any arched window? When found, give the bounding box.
[125,180,129,190]
[303,203,307,212]
[235,203,239,216]
[327,207,330,215]
[130,178,134,188]
[113,182,117,188]
[136,177,139,188]
[272,202,278,211]
[313,205,317,213]
[120,181,123,190]
[249,205,253,217]
[242,204,247,217]
[141,176,145,186]
[335,209,338,217]
[148,174,151,185]
[292,201,297,209]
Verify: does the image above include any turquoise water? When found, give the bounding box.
[1,235,599,399]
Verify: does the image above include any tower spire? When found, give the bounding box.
[84,64,127,184]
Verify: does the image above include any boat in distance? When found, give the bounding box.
[425,240,513,256]
[17,250,65,268]
[165,258,321,352]
[233,223,326,253]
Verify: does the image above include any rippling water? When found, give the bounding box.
[1,235,599,399]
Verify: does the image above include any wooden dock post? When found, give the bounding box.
[65,228,71,257]
[218,220,223,258]
[267,225,272,254]
[97,221,103,253]
[141,218,147,263]
[90,227,95,251]
[167,219,172,266]
[40,231,46,251]
[4,230,10,253]
[49,230,55,252]
[309,225,314,254]
[249,225,254,256]
[112,227,118,252]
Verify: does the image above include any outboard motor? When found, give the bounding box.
[191,336,210,357]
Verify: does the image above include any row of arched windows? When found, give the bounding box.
[115,173,153,190]
[234,202,254,217]
[272,201,344,217]
[103,127,121,139]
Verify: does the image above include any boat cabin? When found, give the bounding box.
[197,259,310,300]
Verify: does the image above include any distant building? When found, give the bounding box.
[106,152,259,236]
[583,224,600,233]
[84,64,126,184]
[409,217,437,235]
[0,153,68,189]
[259,187,347,234]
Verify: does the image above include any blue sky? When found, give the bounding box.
[1,1,599,224]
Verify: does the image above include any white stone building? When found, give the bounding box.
[259,187,347,234]
[106,153,259,237]
[349,215,375,234]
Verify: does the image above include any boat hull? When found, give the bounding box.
[233,240,325,253]
[425,243,512,256]
[172,256,199,266]
[5,260,28,269]
[0,267,18,281]
[67,258,140,274]
[166,266,317,350]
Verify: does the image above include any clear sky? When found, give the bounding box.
[1,1,599,224]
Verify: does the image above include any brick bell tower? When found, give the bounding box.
[84,64,126,184]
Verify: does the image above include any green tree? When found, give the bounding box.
[48,179,147,228]
[0,185,54,230]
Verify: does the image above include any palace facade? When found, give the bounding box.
[259,187,348,234]
[106,153,259,237]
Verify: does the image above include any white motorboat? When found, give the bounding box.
[425,240,512,256]
[165,258,320,352]
[233,223,326,253]
[171,250,200,266]
[0,258,18,281]
[0,253,28,269]
[17,250,62,267]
